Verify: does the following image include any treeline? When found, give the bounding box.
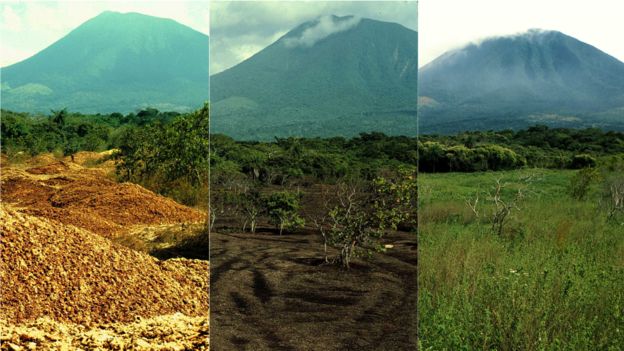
[420,125,624,172]
[115,105,210,207]
[1,107,208,207]
[3,107,622,178]
[1,108,182,157]
[212,126,623,178]
[210,132,418,186]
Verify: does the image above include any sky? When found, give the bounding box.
[210,1,418,74]
[0,0,209,67]
[3,0,622,71]
[419,0,624,67]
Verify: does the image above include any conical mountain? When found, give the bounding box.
[210,15,418,140]
[1,11,209,114]
[419,29,624,133]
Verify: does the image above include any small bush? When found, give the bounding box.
[266,191,305,235]
[569,154,597,169]
[568,167,598,200]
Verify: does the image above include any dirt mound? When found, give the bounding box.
[25,153,59,166]
[0,313,208,350]
[0,204,208,325]
[1,164,204,238]
[64,150,109,165]
[25,161,82,175]
[62,150,119,175]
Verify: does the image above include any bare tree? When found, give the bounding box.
[604,175,624,221]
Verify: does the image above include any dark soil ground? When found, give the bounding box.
[210,225,417,350]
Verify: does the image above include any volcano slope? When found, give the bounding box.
[0,157,209,349]
[210,223,417,350]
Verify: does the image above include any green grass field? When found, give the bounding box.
[418,169,623,350]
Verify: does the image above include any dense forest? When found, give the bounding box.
[419,126,624,171]
[1,108,182,157]
[3,108,623,180]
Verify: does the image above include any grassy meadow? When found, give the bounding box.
[419,169,623,350]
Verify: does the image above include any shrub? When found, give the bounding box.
[570,154,597,169]
[320,167,417,268]
[568,167,598,200]
[265,191,305,235]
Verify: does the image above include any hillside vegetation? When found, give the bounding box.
[211,15,418,139]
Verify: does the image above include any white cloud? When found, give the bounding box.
[283,15,361,48]
[1,6,22,32]
[210,1,417,74]
[419,0,624,66]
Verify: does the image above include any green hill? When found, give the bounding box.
[419,29,624,133]
[210,15,418,140]
[1,11,209,114]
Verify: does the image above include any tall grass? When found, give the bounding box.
[419,169,624,350]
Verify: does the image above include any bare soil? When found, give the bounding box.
[210,227,417,350]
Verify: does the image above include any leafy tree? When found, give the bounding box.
[265,191,304,235]
[321,168,417,268]
[50,108,67,128]
[570,154,597,169]
[115,104,210,206]
[240,187,264,233]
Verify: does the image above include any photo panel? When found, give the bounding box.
[1,1,210,349]
[209,1,418,350]
[417,0,624,349]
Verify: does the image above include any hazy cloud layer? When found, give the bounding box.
[419,0,624,67]
[210,1,418,74]
[283,15,361,48]
[0,1,209,67]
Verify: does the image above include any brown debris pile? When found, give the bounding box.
[1,164,204,238]
[0,204,209,325]
[25,153,59,167]
[0,313,208,350]
[24,161,81,175]
[64,150,115,165]
[63,150,118,175]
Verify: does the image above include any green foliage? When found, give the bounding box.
[209,132,419,187]
[0,107,184,159]
[419,126,624,172]
[115,104,210,206]
[419,170,624,350]
[265,191,304,235]
[320,168,417,268]
[569,168,599,200]
[599,156,624,222]
[570,154,597,169]
[373,167,418,231]
[239,187,264,233]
